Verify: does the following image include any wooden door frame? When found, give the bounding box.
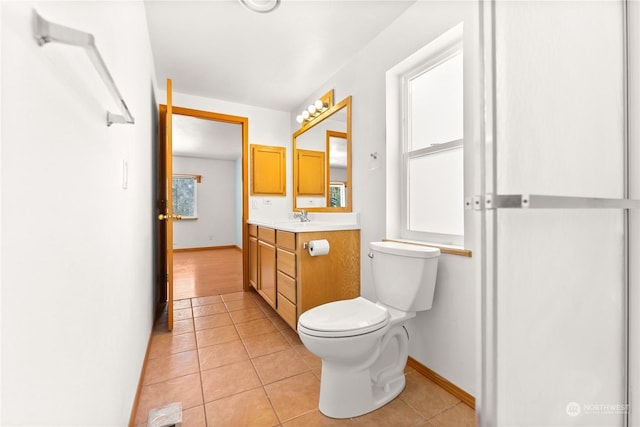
[157,104,250,309]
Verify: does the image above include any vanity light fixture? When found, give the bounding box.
[296,90,335,125]
[239,0,280,14]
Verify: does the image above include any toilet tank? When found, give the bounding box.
[369,241,440,311]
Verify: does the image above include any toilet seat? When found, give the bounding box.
[298,297,390,338]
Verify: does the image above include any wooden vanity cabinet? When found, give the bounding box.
[248,223,360,330]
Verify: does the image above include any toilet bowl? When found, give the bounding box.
[297,241,440,419]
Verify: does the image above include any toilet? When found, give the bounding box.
[297,241,440,419]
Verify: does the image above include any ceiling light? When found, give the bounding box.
[239,0,280,14]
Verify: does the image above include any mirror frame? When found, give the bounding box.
[292,96,352,212]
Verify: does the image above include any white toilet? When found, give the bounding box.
[297,241,440,419]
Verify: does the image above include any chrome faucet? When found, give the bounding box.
[294,209,311,222]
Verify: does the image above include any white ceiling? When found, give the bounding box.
[145,0,415,159]
[172,114,243,160]
[144,0,415,112]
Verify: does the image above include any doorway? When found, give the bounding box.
[156,105,249,318]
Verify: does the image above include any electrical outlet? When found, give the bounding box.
[263,199,272,205]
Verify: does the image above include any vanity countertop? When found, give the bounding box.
[247,218,360,233]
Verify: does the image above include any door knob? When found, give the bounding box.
[158,213,183,221]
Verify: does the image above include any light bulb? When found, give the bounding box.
[314,100,324,110]
[302,110,310,119]
[296,115,303,123]
[308,105,316,114]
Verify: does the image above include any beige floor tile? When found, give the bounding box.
[399,372,460,419]
[201,359,262,402]
[198,339,249,371]
[280,327,303,345]
[191,295,223,306]
[428,402,475,427]
[173,307,193,321]
[269,314,291,331]
[142,350,199,386]
[193,312,232,330]
[242,330,292,358]
[235,317,278,339]
[192,303,227,317]
[350,398,427,426]
[205,387,279,426]
[195,324,240,348]
[154,317,195,335]
[229,306,267,323]
[265,371,321,422]
[134,373,203,425]
[224,298,259,312]
[148,332,197,359]
[252,348,310,385]
[282,409,356,426]
[221,291,256,302]
[256,299,280,317]
[173,299,192,309]
[182,405,207,427]
[137,290,474,427]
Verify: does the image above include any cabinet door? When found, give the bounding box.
[296,149,325,195]
[258,240,276,309]
[248,235,258,290]
[251,145,286,195]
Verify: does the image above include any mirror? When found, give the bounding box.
[293,96,351,211]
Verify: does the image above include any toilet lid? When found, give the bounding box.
[298,298,389,337]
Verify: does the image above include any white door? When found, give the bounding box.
[478,1,639,425]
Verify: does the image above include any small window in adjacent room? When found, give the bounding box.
[172,174,200,219]
[388,23,464,247]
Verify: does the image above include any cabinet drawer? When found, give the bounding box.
[277,271,296,303]
[248,223,258,237]
[276,230,296,251]
[258,226,276,244]
[277,249,296,278]
[277,293,297,330]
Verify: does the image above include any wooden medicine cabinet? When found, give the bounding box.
[251,144,286,196]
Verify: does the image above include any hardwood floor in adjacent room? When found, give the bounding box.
[173,247,243,300]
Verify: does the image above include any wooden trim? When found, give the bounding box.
[293,96,352,213]
[160,103,250,292]
[128,328,155,426]
[173,245,238,253]
[384,239,472,257]
[407,357,475,409]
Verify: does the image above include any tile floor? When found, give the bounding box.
[133,290,476,426]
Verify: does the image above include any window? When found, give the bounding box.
[172,175,200,219]
[387,23,464,247]
[329,182,346,207]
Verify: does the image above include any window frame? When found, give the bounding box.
[398,33,464,246]
[172,174,200,220]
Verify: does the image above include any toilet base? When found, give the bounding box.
[318,363,407,419]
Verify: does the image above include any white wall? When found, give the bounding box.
[1,1,156,424]
[173,156,238,249]
[157,90,292,222]
[292,1,479,396]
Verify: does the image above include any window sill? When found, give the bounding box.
[384,238,472,258]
